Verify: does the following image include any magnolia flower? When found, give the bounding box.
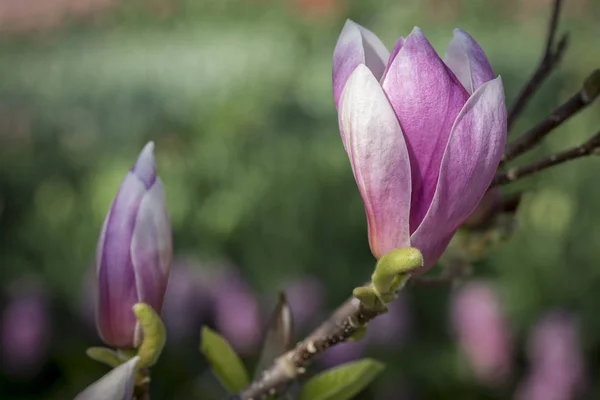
[333,21,506,270]
[75,356,139,400]
[96,142,172,348]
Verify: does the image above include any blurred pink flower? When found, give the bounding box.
[211,266,262,355]
[161,259,213,343]
[515,310,586,400]
[284,276,325,331]
[1,278,50,379]
[0,0,119,32]
[317,339,367,368]
[450,280,512,386]
[366,291,412,346]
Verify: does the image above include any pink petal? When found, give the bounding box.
[96,173,146,348]
[339,64,412,259]
[333,20,389,111]
[443,29,494,94]
[130,179,172,314]
[382,27,469,232]
[411,77,506,271]
[132,142,156,188]
[381,36,404,82]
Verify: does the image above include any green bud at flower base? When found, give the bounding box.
[353,248,423,311]
[371,248,423,302]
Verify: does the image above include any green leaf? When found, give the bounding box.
[298,359,385,400]
[200,326,250,394]
[86,347,122,368]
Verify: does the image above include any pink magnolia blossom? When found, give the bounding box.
[333,21,506,271]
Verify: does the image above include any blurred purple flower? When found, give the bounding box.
[284,276,325,331]
[318,339,367,369]
[161,259,213,343]
[333,21,506,271]
[211,268,261,355]
[1,279,49,379]
[95,142,172,349]
[450,281,512,386]
[516,310,586,400]
[366,292,412,346]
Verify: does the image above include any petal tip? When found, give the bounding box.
[133,142,157,188]
[410,26,424,35]
[404,26,430,46]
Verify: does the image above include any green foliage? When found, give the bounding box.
[200,327,250,394]
[85,347,122,368]
[0,0,600,399]
[298,359,385,400]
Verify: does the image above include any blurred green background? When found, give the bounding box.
[0,0,599,398]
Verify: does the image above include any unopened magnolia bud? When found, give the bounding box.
[95,142,172,349]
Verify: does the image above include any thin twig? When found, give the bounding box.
[234,297,381,400]
[134,369,151,400]
[493,131,600,186]
[507,0,567,131]
[503,70,600,163]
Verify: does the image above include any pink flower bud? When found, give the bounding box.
[95,142,172,348]
[333,21,506,271]
[450,281,512,386]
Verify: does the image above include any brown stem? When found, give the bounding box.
[134,369,150,400]
[493,131,600,186]
[507,0,567,131]
[235,297,382,400]
[502,70,600,164]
